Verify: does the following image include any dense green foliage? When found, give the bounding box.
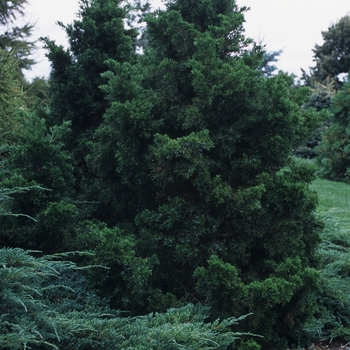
[295,79,333,160]
[84,0,322,347]
[0,247,250,350]
[297,16,350,161]
[0,169,253,350]
[302,15,350,90]
[0,0,35,76]
[0,113,78,252]
[0,49,26,145]
[0,0,339,349]
[316,77,350,181]
[42,0,138,192]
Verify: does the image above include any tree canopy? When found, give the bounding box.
[0,0,328,349]
[302,15,350,89]
[316,76,350,181]
[0,0,35,75]
[85,0,322,347]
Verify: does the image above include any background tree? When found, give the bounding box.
[258,46,282,77]
[0,0,49,122]
[297,15,349,160]
[0,5,66,253]
[0,0,35,77]
[295,78,334,159]
[0,49,26,146]
[88,0,323,347]
[302,15,350,89]
[316,75,350,181]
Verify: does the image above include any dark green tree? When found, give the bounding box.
[0,167,257,350]
[42,0,138,196]
[89,0,323,347]
[0,13,75,253]
[0,113,77,252]
[297,16,349,160]
[316,75,350,181]
[0,48,26,146]
[0,0,48,130]
[296,78,334,159]
[302,15,350,89]
[0,0,35,76]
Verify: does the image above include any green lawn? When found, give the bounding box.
[311,177,350,212]
[311,178,350,238]
[309,177,350,341]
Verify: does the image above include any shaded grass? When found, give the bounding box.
[311,177,350,212]
[308,178,350,341]
[312,178,350,247]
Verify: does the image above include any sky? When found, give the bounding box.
[24,0,350,81]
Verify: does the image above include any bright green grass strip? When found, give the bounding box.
[311,178,350,238]
[309,178,350,339]
[311,177,350,239]
[311,178,350,212]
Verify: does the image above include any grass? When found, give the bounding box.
[308,177,350,341]
[311,177,350,212]
[311,177,350,240]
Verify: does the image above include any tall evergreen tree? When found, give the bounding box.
[89,0,323,347]
[43,0,137,133]
[302,15,350,89]
[316,76,350,181]
[42,0,137,194]
[298,15,349,159]
[295,79,334,159]
[0,0,35,76]
[0,48,26,145]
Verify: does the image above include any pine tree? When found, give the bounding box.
[258,46,282,77]
[0,0,35,76]
[316,76,350,181]
[296,78,334,159]
[302,15,350,89]
[298,15,349,160]
[0,2,77,253]
[0,49,26,146]
[89,0,323,347]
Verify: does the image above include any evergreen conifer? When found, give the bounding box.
[42,0,138,196]
[316,76,350,181]
[302,15,350,89]
[87,0,324,347]
[0,0,35,77]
